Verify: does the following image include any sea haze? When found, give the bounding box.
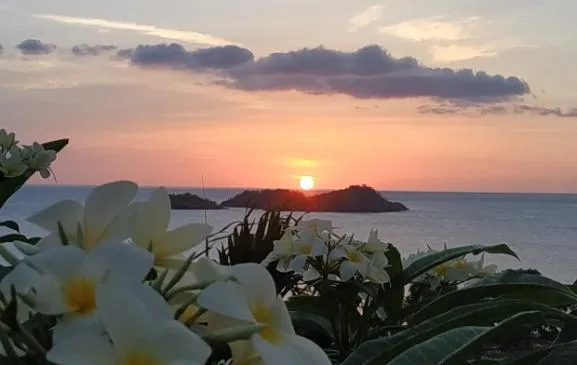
[3,185,577,283]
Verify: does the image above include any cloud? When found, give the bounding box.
[11,39,531,102]
[32,14,239,46]
[16,39,56,55]
[419,102,577,118]
[379,16,481,41]
[118,43,529,101]
[430,44,498,62]
[71,44,117,56]
[348,5,384,32]
[120,43,255,69]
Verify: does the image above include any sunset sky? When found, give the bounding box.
[2,0,577,192]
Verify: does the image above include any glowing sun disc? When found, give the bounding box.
[299,176,315,191]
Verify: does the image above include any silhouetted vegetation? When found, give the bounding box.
[169,193,223,210]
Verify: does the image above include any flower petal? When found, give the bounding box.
[252,333,331,365]
[95,283,157,352]
[47,332,115,365]
[288,255,307,273]
[229,263,277,308]
[83,242,153,284]
[99,202,140,245]
[35,233,67,250]
[26,245,86,282]
[52,315,105,344]
[192,257,229,282]
[132,188,171,247]
[27,200,83,238]
[339,261,358,281]
[268,297,295,334]
[197,281,255,323]
[83,181,138,247]
[31,274,68,315]
[146,321,212,364]
[154,223,213,257]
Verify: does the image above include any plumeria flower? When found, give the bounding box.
[17,243,152,333]
[197,263,332,365]
[0,147,28,178]
[170,257,230,325]
[27,181,138,250]
[475,254,498,277]
[262,231,296,271]
[332,244,372,281]
[287,235,328,274]
[0,129,17,150]
[297,219,332,239]
[47,283,212,365]
[131,187,213,268]
[21,142,57,178]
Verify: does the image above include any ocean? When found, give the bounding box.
[2,185,577,283]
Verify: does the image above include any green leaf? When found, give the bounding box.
[438,311,549,365]
[341,299,565,365]
[0,234,28,243]
[290,310,335,340]
[0,138,69,209]
[387,326,489,365]
[502,347,555,365]
[411,274,577,324]
[0,221,19,232]
[401,243,519,285]
[377,245,404,324]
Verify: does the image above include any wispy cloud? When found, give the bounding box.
[348,5,384,32]
[430,44,498,62]
[32,14,239,47]
[379,16,481,41]
[419,102,577,118]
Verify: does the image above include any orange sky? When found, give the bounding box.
[21,88,577,193]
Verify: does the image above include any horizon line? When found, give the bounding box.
[23,183,577,196]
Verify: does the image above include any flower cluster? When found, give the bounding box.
[0,129,57,179]
[0,181,332,365]
[263,219,392,284]
[404,246,498,289]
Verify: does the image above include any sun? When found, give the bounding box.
[299,176,315,191]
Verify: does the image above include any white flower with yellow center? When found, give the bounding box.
[130,187,213,268]
[263,231,296,271]
[297,219,332,239]
[286,233,328,274]
[0,147,28,178]
[197,263,332,365]
[47,284,211,365]
[21,142,57,178]
[332,244,372,281]
[20,243,152,329]
[27,181,138,250]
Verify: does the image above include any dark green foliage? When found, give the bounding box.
[217,209,299,295]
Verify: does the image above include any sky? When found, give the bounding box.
[2,0,577,193]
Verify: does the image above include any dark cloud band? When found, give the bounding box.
[117,43,530,102]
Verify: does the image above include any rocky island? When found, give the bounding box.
[220,185,408,213]
[169,193,223,210]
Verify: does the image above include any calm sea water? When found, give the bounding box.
[2,185,577,283]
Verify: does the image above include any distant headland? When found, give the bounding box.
[170,185,408,213]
